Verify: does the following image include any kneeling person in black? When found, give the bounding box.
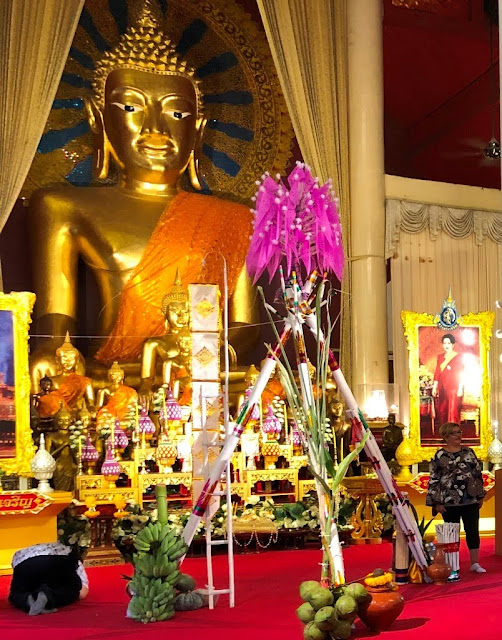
[9,542,89,615]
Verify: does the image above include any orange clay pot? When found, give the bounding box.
[358,584,405,631]
[425,543,452,585]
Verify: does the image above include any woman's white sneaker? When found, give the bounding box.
[470,563,486,573]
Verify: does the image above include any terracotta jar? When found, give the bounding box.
[425,543,452,585]
[358,584,405,632]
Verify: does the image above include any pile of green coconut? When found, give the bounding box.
[297,580,370,639]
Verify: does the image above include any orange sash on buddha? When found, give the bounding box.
[97,385,138,421]
[96,191,252,364]
[37,373,91,418]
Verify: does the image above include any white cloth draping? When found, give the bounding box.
[0,0,83,233]
[257,0,352,382]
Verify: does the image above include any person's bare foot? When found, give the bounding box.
[28,591,48,616]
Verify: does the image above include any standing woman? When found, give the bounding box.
[426,422,486,578]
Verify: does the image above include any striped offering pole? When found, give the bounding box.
[303,313,431,579]
[393,495,411,584]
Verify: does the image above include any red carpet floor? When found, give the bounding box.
[1,538,501,640]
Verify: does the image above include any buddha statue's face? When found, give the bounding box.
[57,349,79,373]
[330,400,343,419]
[166,301,189,329]
[56,414,71,430]
[108,369,124,386]
[103,68,200,185]
[40,378,53,393]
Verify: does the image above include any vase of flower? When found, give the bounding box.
[358,570,405,632]
[425,542,451,584]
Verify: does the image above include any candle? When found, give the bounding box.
[283,404,289,442]
[111,419,116,460]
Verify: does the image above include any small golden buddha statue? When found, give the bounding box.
[45,405,76,491]
[29,0,257,384]
[327,390,351,462]
[139,271,191,398]
[36,333,95,418]
[97,361,138,421]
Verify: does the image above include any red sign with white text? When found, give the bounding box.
[0,492,53,515]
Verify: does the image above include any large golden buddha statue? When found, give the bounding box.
[30,1,257,386]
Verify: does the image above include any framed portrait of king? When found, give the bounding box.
[402,293,494,462]
[0,292,36,475]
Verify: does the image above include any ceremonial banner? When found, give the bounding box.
[189,285,221,518]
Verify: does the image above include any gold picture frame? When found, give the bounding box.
[402,309,494,462]
[0,292,36,476]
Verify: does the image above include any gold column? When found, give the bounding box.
[348,0,388,390]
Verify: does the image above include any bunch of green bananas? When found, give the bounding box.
[128,577,175,623]
[133,521,179,552]
[128,521,189,624]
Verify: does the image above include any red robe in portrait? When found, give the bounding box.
[433,351,463,426]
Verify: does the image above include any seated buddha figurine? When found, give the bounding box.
[29,2,257,385]
[36,333,95,419]
[139,270,191,398]
[96,361,138,422]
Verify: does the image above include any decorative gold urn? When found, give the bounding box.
[261,439,281,470]
[395,430,418,481]
[155,433,178,473]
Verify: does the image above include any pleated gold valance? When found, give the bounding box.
[386,199,502,259]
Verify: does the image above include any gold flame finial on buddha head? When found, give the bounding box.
[162,269,188,315]
[55,331,79,358]
[92,0,202,113]
[108,360,125,382]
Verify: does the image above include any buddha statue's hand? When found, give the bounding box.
[219,343,238,371]
[138,378,154,405]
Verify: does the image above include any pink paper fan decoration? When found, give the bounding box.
[246,163,345,283]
